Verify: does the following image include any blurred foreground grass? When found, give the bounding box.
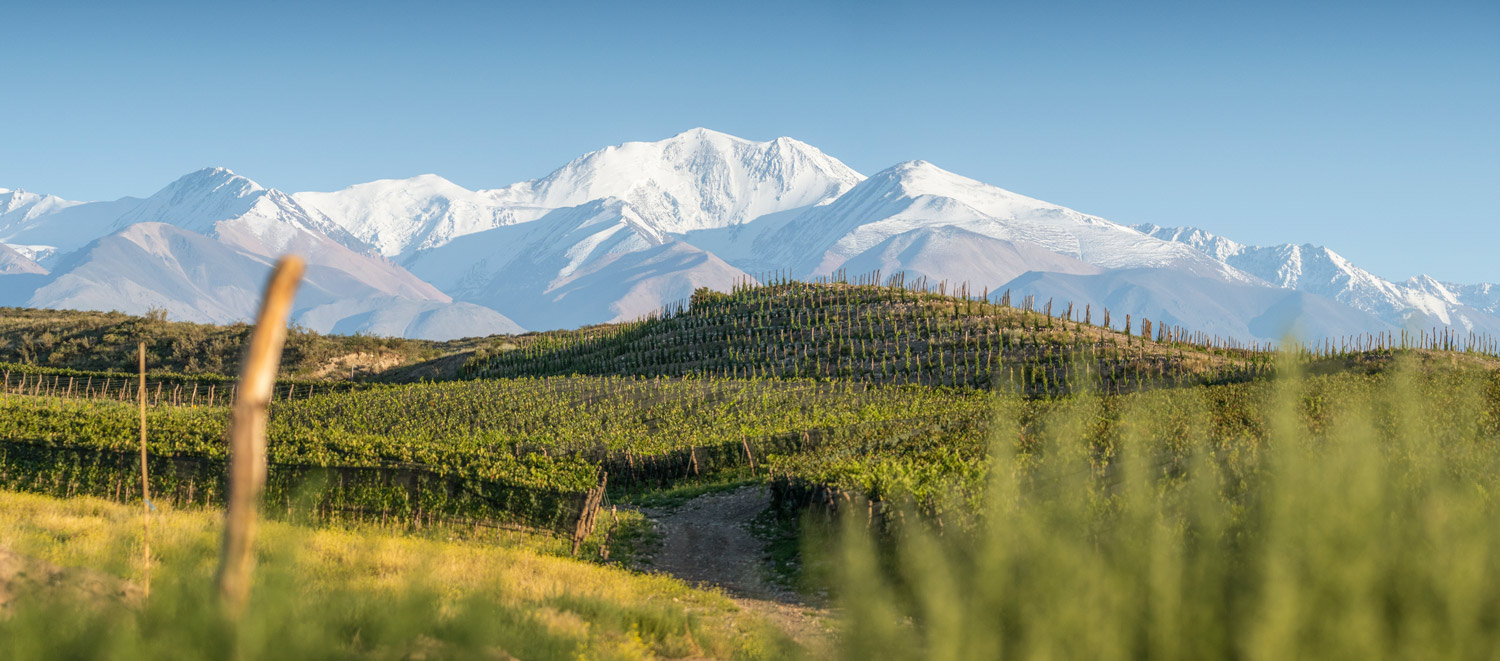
[832,357,1500,659]
[0,490,802,660]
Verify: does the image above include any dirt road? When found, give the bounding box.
[642,486,835,653]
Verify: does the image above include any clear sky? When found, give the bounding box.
[3,0,1496,283]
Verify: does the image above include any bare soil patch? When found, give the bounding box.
[642,486,836,654]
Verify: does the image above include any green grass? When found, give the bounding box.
[618,476,760,510]
[827,355,1500,659]
[746,505,834,603]
[0,490,806,660]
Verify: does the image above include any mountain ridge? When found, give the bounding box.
[1135,223,1500,331]
[3,129,1491,342]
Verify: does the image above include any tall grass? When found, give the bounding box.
[833,356,1500,659]
[0,491,802,659]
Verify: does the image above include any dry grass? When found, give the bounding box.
[0,491,805,659]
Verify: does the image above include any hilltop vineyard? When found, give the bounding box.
[465,275,1500,394]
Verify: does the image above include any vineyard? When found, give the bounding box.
[5,280,1500,548]
[5,352,1495,546]
[0,375,989,533]
[769,358,1500,529]
[462,278,1500,395]
[0,394,605,538]
[4,280,1500,657]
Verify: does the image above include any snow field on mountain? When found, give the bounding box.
[2,128,1493,341]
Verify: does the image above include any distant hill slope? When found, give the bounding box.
[0,306,493,379]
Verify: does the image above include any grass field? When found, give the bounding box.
[0,490,803,659]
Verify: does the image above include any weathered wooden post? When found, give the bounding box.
[138,342,152,597]
[216,256,305,616]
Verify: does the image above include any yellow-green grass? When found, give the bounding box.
[829,358,1500,659]
[0,490,804,659]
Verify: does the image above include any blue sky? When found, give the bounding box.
[3,0,1496,283]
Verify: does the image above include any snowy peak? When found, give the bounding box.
[0,188,85,238]
[7,131,1492,342]
[303,128,864,256]
[113,167,269,235]
[0,242,47,275]
[1133,223,1246,262]
[405,196,747,330]
[844,160,1081,223]
[114,167,370,256]
[490,128,865,234]
[1141,223,1500,329]
[295,173,546,256]
[1447,282,1500,315]
[750,159,1243,281]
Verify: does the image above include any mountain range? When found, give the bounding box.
[3,129,1493,342]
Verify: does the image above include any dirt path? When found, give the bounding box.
[642,486,835,654]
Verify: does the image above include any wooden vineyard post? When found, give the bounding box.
[571,473,608,556]
[741,435,756,475]
[139,342,151,597]
[216,256,305,617]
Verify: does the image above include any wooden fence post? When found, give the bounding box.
[571,473,608,556]
[138,342,152,597]
[216,256,305,617]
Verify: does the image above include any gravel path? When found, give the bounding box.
[642,486,835,653]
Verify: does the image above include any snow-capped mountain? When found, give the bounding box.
[34,222,292,324]
[1136,224,1500,332]
[1,188,81,234]
[405,199,746,330]
[114,168,369,256]
[835,226,1103,289]
[1004,268,1398,343]
[3,129,1492,342]
[1,170,524,339]
[706,160,1249,285]
[293,174,550,257]
[3,197,145,266]
[1448,283,1500,316]
[301,128,864,258]
[23,222,522,338]
[0,242,46,276]
[110,168,458,302]
[489,128,863,234]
